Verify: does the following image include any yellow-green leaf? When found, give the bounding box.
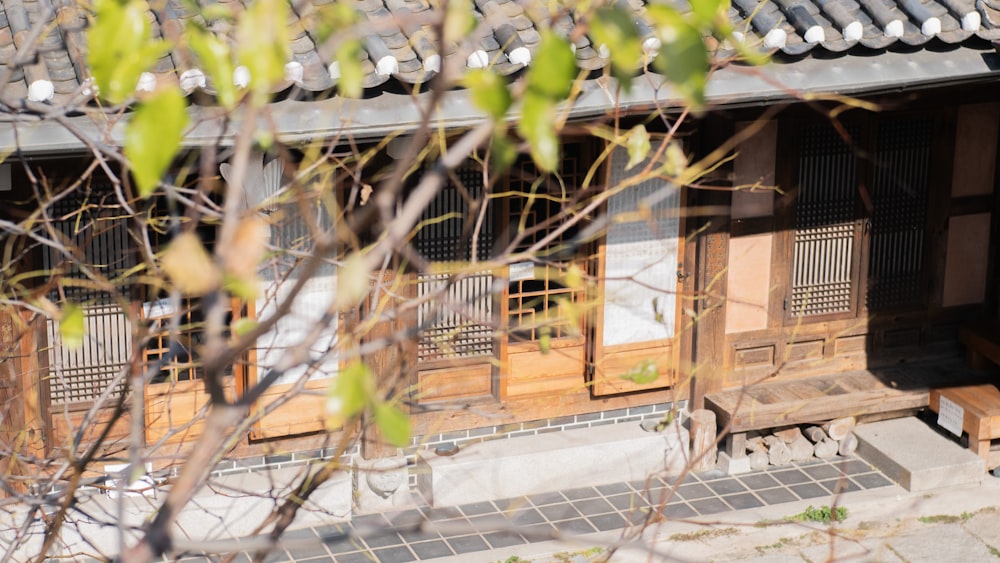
[690,0,731,28]
[489,132,517,176]
[87,0,169,104]
[526,31,576,100]
[517,93,559,172]
[619,359,659,385]
[464,69,512,120]
[188,26,238,109]
[59,302,85,350]
[232,318,258,336]
[335,40,364,99]
[539,325,551,354]
[126,89,189,197]
[236,0,290,102]
[626,125,651,170]
[326,361,374,430]
[590,7,642,90]
[443,0,477,44]
[334,252,371,311]
[161,232,221,296]
[373,402,411,447]
[647,7,709,107]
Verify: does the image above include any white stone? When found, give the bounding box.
[804,25,825,44]
[233,65,251,88]
[417,421,689,506]
[467,50,489,68]
[27,80,54,102]
[843,21,863,42]
[423,54,441,73]
[642,36,662,55]
[763,28,787,49]
[921,17,941,36]
[375,55,399,76]
[179,68,206,92]
[284,61,304,83]
[854,417,984,491]
[508,46,531,66]
[135,72,157,93]
[718,451,752,475]
[962,11,981,31]
[355,456,413,513]
[328,61,341,81]
[884,19,904,38]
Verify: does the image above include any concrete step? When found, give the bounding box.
[854,416,984,492]
[416,420,690,506]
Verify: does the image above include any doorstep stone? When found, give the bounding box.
[854,416,984,492]
[416,420,690,506]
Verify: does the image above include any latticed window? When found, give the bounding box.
[414,163,496,363]
[789,115,934,319]
[42,189,133,405]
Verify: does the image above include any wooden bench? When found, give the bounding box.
[705,366,963,459]
[925,321,1000,470]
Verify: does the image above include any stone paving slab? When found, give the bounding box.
[163,455,891,563]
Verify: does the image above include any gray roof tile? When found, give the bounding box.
[0,0,996,105]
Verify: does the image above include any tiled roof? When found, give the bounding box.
[3,0,1000,107]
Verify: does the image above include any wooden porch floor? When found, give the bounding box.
[705,360,994,433]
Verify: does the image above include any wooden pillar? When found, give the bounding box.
[689,408,718,472]
[690,190,730,409]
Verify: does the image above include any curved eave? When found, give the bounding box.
[2,45,998,156]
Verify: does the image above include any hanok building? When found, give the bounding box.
[1,0,1000,510]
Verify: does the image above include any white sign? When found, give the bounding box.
[937,395,965,437]
[509,261,535,282]
[142,298,175,319]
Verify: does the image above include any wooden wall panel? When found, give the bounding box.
[951,104,1000,198]
[505,345,585,398]
[592,342,674,395]
[250,379,331,440]
[943,213,991,306]
[732,121,777,219]
[725,233,772,333]
[417,364,492,403]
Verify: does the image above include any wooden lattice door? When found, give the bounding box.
[787,116,934,321]
[501,144,590,398]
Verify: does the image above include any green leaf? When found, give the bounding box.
[619,359,660,385]
[334,252,371,310]
[236,0,290,102]
[517,93,559,172]
[489,133,517,176]
[231,318,258,336]
[648,6,710,107]
[625,125,651,170]
[335,39,364,99]
[443,0,477,44]
[689,0,730,28]
[326,361,374,429]
[188,26,238,109]
[464,69,512,119]
[539,325,551,354]
[126,88,189,197]
[526,31,576,100]
[60,302,85,350]
[373,402,411,447]
[87,0,169,104]
[589,7,642,91]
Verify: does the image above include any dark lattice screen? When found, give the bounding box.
[415,163,495,362]
[42,190,132,404]
[866,118,933,310]
[790,124,859,317]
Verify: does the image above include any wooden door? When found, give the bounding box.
[589,140,684,396]
[786,116,935,322]
[501,146,590,398]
